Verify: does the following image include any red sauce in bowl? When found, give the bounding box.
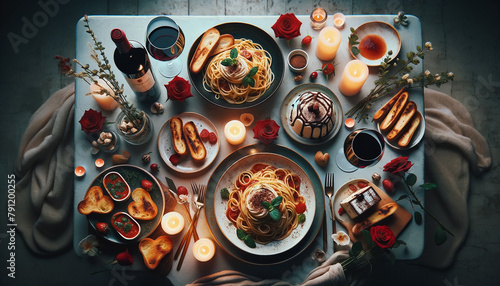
[111,212,140,240]
[359,34,387,60]
[103,172,131,201]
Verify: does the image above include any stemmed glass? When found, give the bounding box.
[335,128,385,172]
[146,16,185,78]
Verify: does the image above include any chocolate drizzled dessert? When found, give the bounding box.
[289,91,336,139]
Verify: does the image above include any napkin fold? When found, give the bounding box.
[15,83,75,255]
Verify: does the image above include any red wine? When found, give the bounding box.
[146,26,183,61]
[111,28,160,102]
[352,132,382,160]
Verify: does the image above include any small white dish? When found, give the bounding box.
[287,49,309,74]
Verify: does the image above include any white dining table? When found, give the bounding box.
[73,14,424,285]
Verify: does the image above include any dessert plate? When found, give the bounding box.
[349,21,401,66]
[280,83,343,145]
[157,112,220,174]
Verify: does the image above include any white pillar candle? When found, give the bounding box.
[192,238,215,262]
[161,212,185,235]
[315,27,341,61]
[224,120,246,145]
[89,79,119,111]
[338,60,369,96]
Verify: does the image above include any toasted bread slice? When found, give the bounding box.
[373,88,406,122]
[387,101,417,141]
[183,121,207,162]
[398,111,422,147]
[127,188,158,220]
[190,28,220,73]
[379,91,409,132]
[352,203,398,235]
[78,186,114,215]
[139,236,173,270]
[209,34,235,56]
[170,116,187,156]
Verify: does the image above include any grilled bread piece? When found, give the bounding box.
[190,28,220,73]
[209,34,235,56]
[379,90,409,132]
[127,188,158,220]
[78,186,114,215]
[139,236,173,270]
[387,101,417,141]
[398,111,422,147]
[183,121,207,162]
[373,88,406,122]
[170,116,188,156]
[352,203,399,235]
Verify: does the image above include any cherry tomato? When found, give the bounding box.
[383,179,395,194]
[338,207,345,216]
[96,222,109,233]
[150,163,159,171]
[141,179,153,191]
[240,50,253,61]
[349,184,357,191]
[177,186,188,196]
[310,71,318,80]
[301,35,312,46]
[200,129,210,141]
[208,132,218,144]
[169,154,180,165]
[320,63,335,76]
[295,201,307,214]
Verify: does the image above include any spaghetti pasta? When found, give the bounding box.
[203,39,274,104]
[226,163,306,245]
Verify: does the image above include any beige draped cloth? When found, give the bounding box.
[14,85,491,283]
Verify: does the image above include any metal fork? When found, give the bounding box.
[325,173,337,251]
[174,183,206,270]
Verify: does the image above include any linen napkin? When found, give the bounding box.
[416,88,491,268]
[15,83,75,255]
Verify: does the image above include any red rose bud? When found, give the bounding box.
[370,225,396,249]
[253,119,280,144]
[79,109,106,134]
[165,76,193,102]
[271,13,302,40]
[116,249,134,266]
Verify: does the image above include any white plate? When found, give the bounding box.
[349,21,401,66]
[157,112,220,173]
[214,153,316,256]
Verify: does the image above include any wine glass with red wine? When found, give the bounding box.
[335,128,385,172]
[146,16,185,78]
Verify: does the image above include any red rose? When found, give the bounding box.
[79,109,105,134]
[383,156,414,174]
[116,249,134,266]
[370,225,396,249]
[165,76,193,102]
[253,119,280,144]
[271,13,302,40]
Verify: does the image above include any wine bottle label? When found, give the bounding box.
[125,70,155,93]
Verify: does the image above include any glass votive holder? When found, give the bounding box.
[333,13,345,29]
[310,7,327,30]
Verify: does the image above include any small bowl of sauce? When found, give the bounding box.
[287,49,309,74]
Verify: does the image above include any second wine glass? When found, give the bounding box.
[146,16,185,78]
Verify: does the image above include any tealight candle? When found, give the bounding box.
[192,238,215,262]
[95,158,105,168]
[338,60,369,96]
[161,212,185,235]
[345,118,355,129]
[310,7,327,30]
[74,166,86,177]
[89,79,119,111]
[333,13,345,29]
[315,27,341,61]
[224,120,246,145]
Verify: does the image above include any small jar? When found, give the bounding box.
[96,130,120,153]
[287,49,309,74]
[310,7,327,30]
[116,111,154,145]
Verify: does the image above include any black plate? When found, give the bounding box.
[187,22,285,109]
[205,144,324,265]
[85,165,164,244]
